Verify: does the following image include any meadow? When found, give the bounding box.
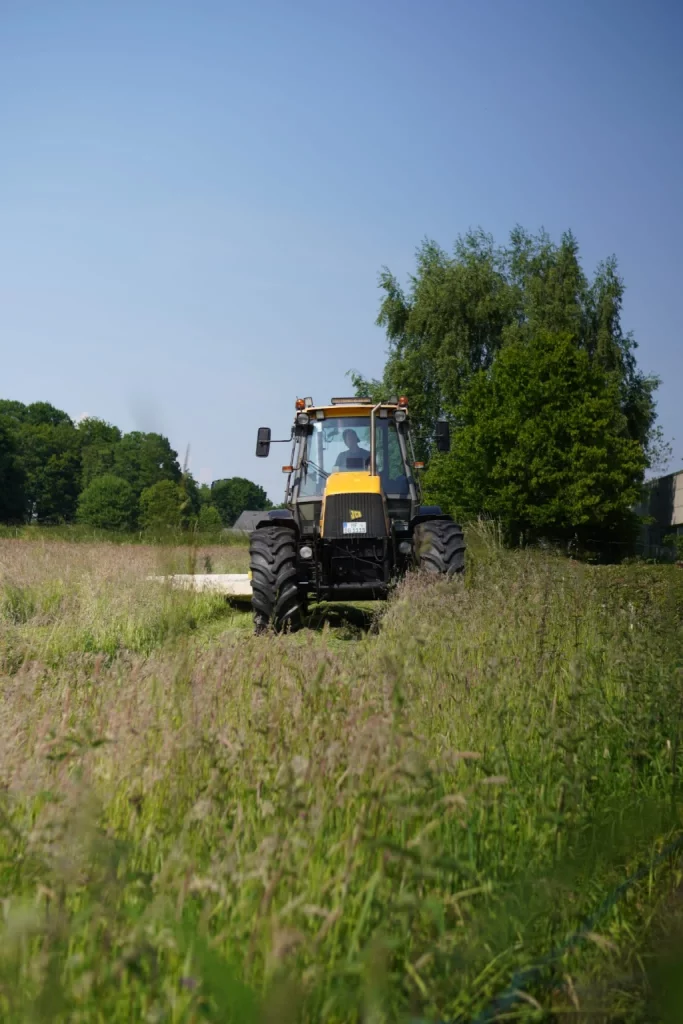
[0,529,682,1022]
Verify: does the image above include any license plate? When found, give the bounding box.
[343,521,367,535]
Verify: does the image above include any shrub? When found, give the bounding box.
[425,331,646,548]
[76,474,136,531]
[139,479,183,531]
[663,533,683,561]
[198,503,223,532]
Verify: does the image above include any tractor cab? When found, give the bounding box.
[282,397,418,539]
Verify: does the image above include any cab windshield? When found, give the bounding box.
[298,416,409,497]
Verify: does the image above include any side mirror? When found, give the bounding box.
[435,419,450,453]
[256,426,271,457]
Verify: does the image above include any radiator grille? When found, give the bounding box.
[323,492,386,540]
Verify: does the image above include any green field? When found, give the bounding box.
[1,530,682,1022]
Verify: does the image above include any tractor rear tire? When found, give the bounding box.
[249,526,304,634]
[415,520,465,576]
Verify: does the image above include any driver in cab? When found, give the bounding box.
[335,429,370,471]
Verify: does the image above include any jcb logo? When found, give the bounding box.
[349,509,362,520]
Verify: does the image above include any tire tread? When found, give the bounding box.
[249,526,303,633]
[415,520,466,575]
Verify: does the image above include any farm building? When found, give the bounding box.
[634,468,683,558]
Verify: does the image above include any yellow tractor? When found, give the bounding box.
[251,396,465,632]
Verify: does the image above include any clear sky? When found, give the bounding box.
[2,0,681,500]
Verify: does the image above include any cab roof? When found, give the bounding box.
[295,397,405,417]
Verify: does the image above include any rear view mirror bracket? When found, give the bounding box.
[256,426,295,457]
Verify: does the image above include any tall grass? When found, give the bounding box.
[0,536,681,1021]
[0,524,250,546]
[0,539,250,668]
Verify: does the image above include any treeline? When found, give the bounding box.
[0,400,271,531]
[353,226,663,551]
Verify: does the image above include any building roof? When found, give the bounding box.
[231,510,264,533]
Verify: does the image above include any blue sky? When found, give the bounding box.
[1,0,681,500]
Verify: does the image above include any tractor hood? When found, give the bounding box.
[324,471,382,498]
[320,471,388,540]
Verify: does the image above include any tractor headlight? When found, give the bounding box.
[299,545,313,559]
[296,413,310,426]
[394,409,407,423]
[398,541,412,554]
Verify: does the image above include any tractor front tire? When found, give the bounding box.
[415,520,465,576]
[249,526,303,634]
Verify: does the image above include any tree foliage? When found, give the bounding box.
[77,475,137,531]
[198,503,223,531]
[0,400,29,423]
[0,417,26,523]
[211,477,271,527]
[0,399,270,530]
[78,418,123,488]
[0,401,81,523]
[139,480,183,531]
[0,400,73,428]
[424,332,646,543]
[18,421,82,524]
[178,471,201,528]
[79,429,181,497]
[114,433,181,496]
[358,228,660,458]
[351,226,663,547]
